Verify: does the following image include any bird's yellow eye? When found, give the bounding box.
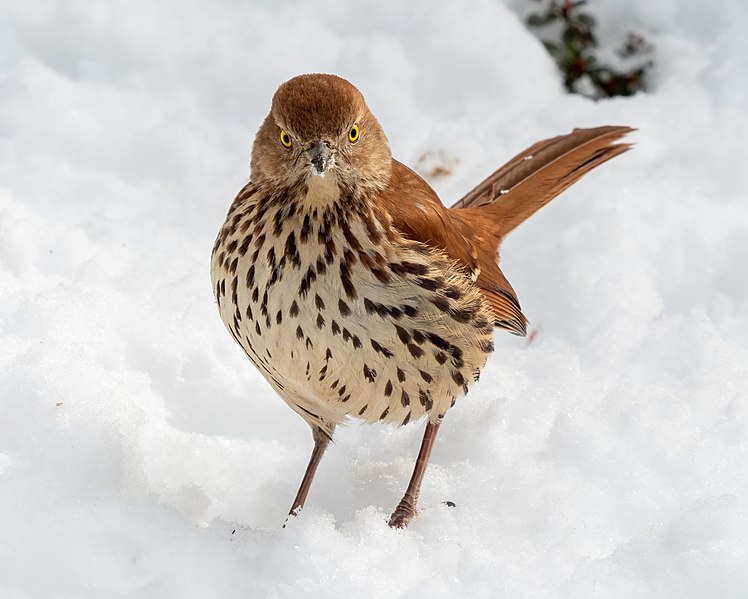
[348,125,359,143]
[280,129,292,148]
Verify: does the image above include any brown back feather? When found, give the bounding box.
[380,126,634,336]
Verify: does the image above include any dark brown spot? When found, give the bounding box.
[296,325,304,340]
[387,306,403,319]
[299,265,316,298]
[338,299,351,316]
[427,332,450,350]
[284,232,301,268]
[402,305,418,318]
[449,307,473,324]
[370,339,393,358]
[402,261,429,275]
[331,320,341,335]
[384,380,393,396]
[445,286,462,300]
[300,214,311,243]
[245,265,255,289]
[431,296,450,313]
[362,211,382,244]
[290,300,299,317]
[416,277,441,291]
[419,370,433,383]
[230,278,238,307]
[341,221,363,253]
[273,208,284,236]
[363,364,376,383]
[397,367,406,383]
[407,343,424,359]
[401,389,410,407]
[316,313,325,329]
[394,325,410,344]
[450,346,464,368]
[370,266,390,284]
[339,252,357,300]
[379,407,389,420]
[419,388,433,411]
[324,237,336,264]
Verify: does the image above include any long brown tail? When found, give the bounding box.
[451,125,635,238]
[448,125,634,336]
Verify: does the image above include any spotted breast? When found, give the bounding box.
[211,176,495,440]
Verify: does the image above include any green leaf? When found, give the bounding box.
[577,13,596,28]
[527,13,557,27]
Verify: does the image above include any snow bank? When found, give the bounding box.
[1,0,747,596]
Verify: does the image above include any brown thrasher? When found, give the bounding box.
[210,73,632,528]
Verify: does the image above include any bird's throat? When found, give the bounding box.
[302,170,341,208]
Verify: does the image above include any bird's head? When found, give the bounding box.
[250,74,392,200]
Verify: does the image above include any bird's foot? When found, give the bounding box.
[388,499,417,528]
[282,505,302,529]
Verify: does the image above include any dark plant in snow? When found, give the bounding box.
[526,0,653,99]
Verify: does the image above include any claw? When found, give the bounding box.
[388,500,417,528]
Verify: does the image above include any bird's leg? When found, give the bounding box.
[388,420,441,528]
[286,426,332,521]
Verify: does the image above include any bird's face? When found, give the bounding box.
[250,74,393,199]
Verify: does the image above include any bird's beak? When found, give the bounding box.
[307,141,333,177]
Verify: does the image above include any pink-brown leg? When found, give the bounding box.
[285,427,331,523]
[388,420,441,528]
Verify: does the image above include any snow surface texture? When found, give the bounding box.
[1,0,747,597]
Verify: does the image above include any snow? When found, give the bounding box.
[1,0,747,596]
